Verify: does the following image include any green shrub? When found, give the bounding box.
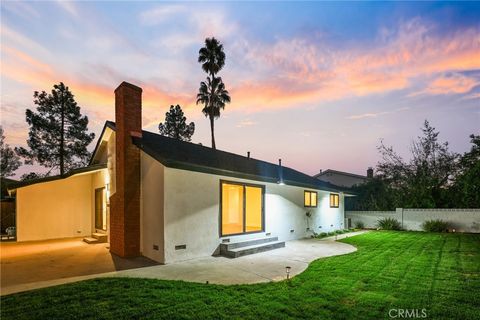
[343,229,350,233]
[327,231,335,236]
[354,221,365,229]
[316,232,328,238]
[349,228,356,232]
[377,217,402,230]
[422,219,449,232]
[335,230,344,234]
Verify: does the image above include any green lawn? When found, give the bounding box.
[2,231,479,320]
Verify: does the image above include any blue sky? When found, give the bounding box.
[1,1,479,177]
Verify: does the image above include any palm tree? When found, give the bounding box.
[196,76,231,149]
[198,37,230,149]
[198,37,226,78]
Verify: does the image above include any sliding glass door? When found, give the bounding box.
[221,181,264,236]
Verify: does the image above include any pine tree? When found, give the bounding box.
[158,105,195,141]
[0,126,21,177]
[16,82,95,176]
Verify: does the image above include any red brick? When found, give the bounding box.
[109,81,142,258]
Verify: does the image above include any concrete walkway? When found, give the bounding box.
[2,231,368,296]
[1,237,157,293]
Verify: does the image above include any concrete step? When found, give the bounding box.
[221,236,279,251]
[92,233,108,243]
[83,237,99,244]
[222,240,285,258]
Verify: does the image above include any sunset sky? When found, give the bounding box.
[1,1,479,178]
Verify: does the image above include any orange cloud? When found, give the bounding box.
[411,74,478,96]
[425,75,477,95]
[239,19,480,103]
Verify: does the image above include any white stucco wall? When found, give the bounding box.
[106,130,116,196]
[156,167,345,264]
[16,173,96,241]
[91,170,110,237]
[140,152,165,263]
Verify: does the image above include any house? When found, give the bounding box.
[313,168,373,188]
[8,81,351,264]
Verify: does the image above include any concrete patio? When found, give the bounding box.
[1,231,366,296]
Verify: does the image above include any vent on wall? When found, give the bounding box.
[266,232,271,236]
[222,239,230,243]
[290,229,294,233]
[175,244,186,250]
[153,245,159,251]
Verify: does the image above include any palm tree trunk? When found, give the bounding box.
[209,71,216,150]
[210,113,216,149]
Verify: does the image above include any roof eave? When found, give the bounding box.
[89,121,116,165]
[8,163,107,191]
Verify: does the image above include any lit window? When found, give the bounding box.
[304,191,317,207]
[221,181,264,236]
[330,194,339,208]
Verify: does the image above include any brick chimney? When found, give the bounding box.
[110,81,142,258]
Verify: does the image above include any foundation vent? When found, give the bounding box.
[175,244,187,250]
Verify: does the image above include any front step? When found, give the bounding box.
[83,237,99,244]
[83,233,108,244]
[92,232,108,243]
[220,236,285,258]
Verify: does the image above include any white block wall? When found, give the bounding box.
[346,208,480,233]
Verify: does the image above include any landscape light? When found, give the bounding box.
[286,266,291,280]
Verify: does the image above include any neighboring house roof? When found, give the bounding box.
[0,177,17,199]
[313,169,367,180]
[8,164,107,190]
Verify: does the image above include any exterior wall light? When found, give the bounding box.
[285,266,291,280]
[277,159,285,185]
[106,183,110,204]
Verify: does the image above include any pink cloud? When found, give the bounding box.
[235,19,479,105]
[420,74,478,95]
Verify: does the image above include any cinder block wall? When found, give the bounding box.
[346,209,480,233]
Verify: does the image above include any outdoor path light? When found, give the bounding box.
[286,266,291,280]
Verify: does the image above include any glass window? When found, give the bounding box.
[245,186,262,232]
[221,182,263,236]
[330,194,339,208]
[222,183,244,235]
[304,191,318,207]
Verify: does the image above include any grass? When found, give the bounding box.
[2,231,479,320]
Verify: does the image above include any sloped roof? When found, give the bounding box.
[130,128,344,192]
[8,164,107,190]
[313,169,367,180]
